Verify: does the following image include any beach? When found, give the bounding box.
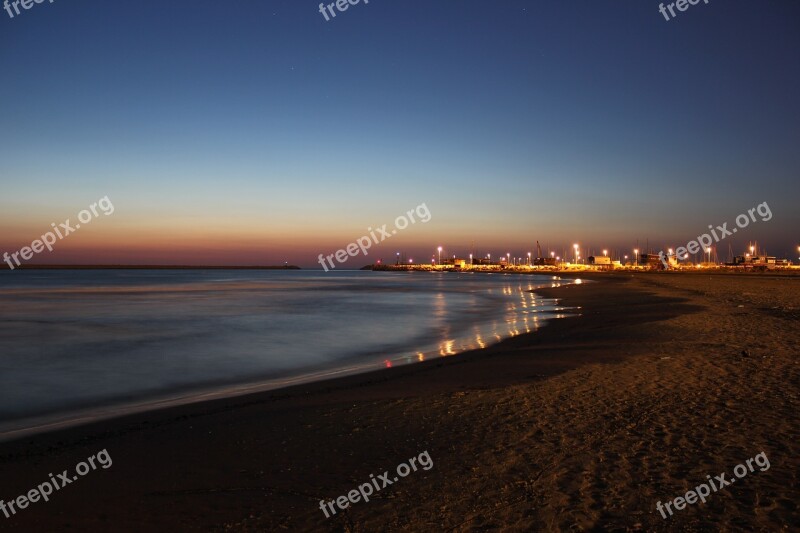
[0,272,797,531]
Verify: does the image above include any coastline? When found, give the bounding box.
[0,273,797,531]
[0,272,576,441]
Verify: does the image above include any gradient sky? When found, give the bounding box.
[1,0,799,267]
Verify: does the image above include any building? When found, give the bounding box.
[441,257,469,268]
[588,256,611,266]
[640,253,667,269]
[729,255,781,268]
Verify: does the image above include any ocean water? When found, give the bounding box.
[0,270,578,437]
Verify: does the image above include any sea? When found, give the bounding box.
[0,269,579,438]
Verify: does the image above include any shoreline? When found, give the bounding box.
[0,273,577,442]
[0,273,797,530]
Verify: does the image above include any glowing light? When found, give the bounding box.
[475,335,485,348]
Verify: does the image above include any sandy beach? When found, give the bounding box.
[0,272,797,531]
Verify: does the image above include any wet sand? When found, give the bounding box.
[0,273,797,531]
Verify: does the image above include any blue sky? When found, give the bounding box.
[1,1,799,265]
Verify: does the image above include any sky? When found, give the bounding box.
[1,0,799,267]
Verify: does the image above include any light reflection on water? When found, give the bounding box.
[405,280,577,363]
[0,270,581,433]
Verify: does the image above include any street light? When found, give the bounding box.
[469,253,473,266]
[437,246,442,265]
[706,247,712,264]
[528,252,531,265]
[396,252,400,265]
[634,249,639,266]
[603,249,607,257]
[507,253,511,265]
[573,244,579,264]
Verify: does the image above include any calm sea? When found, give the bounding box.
[0,270,578,438]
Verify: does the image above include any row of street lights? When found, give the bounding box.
[431,244,605,266]
[424,243,800,267]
